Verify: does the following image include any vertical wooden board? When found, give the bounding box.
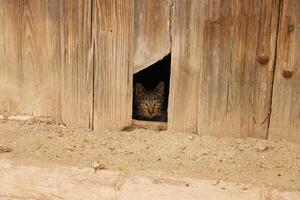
[0,0,62,118]
[61,0,93,128]
[19,0,61,117]
[168,0,204,133]
[0,0,22,116]
[197,0,279,138]
[133,0,171,73]
[93,0,134,130]
[250,0,280,138]
[2,0,62,118]
[269,0,300,143]
[169,0,279,138]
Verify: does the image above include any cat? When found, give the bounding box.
[133,81,167,122]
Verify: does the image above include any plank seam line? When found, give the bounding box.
[91,0,95,131]
[168,0,174,131]
[169,0,174,53]
[266,0,283,139]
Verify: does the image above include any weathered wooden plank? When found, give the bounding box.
[133,0,171,73]
[0,0,22,116]
[19,0,62,117]
[168,0,203,133]
[0,0,62,118]
[60,0,93,128]
[269,0,300,143]
[199,0,279,138]
[169,0,279,138]
[93,0,134,130]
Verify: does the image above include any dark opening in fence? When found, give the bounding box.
[133,54,171,122]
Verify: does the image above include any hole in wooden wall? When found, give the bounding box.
[132,54,171,127]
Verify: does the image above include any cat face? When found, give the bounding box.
[134,82,165,120]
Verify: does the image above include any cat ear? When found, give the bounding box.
[135,82,145,96]
[154,81,164,96]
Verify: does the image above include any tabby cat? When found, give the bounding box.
[133,81,167,122]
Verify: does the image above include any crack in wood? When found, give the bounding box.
[266,0,282,139]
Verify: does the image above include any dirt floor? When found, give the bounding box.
[0,119,299,191]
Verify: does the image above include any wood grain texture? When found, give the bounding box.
[60,0,93,128]
[169,0,279,138]
[0,0,62,117]
[168,0,203,134]
[0,0,22,116]
[21,0,62,117]
[93,0,134,130]
[133,0,171,73]
[269,0,300,143]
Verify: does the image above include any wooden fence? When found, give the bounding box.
[0,0,299,143]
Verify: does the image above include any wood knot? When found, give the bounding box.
[257,55,269,65]
[288,25,294,33]
[282,70,293,79]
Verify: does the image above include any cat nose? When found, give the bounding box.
[148,107,154,115]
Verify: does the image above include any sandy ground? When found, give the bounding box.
[2,162,300,200]
[0,119,299,191]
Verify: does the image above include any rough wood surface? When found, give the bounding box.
[60,0,93,128]
[169,0,279,138]
[0,0,61,117]
[133,0,171,73]
[93,0,134,130]
[0,0,21,116]
[168,0,203,134]
[269,0,300,143]
[20,0,62,117]
[1,0,299,141]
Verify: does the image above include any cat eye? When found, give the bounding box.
[140,103,147,107]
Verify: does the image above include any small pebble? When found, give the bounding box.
[66,146,75,151]
[109,147,115,151]
[241,186,248,190]
[91,161,105,170]
[254,142,269,151]
[60,124,67,129]
[58,131,63,137]
[47,135,54,139]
